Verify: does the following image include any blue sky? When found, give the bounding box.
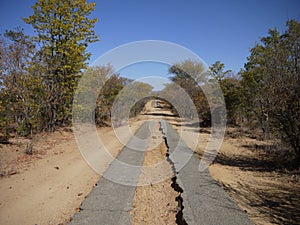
[1,0,299,87]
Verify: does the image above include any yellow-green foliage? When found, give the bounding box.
[23,0,99,131]
[0,0,99,136]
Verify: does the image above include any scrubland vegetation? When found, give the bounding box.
[0,0,299,171]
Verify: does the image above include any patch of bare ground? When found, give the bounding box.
[210,127,300,225]
[171,121,300,225]
[0,117,144,225]
[130,121,178,225]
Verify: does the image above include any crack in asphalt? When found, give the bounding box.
[159,120,188,225]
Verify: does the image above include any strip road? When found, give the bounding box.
[70,120,253,225]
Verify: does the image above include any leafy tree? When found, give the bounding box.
[241,19,300,166]
[209,61,241,125]
[170,60,207,83]
[0,28,40,136]
[111,81,153,124]
[96,73,129,125]
[127,83,154,118]
[219,77,241,125]
[73,65,113,123]
[209,61,232,81]
[168,59,211,124]
[23,0,99,131]
[72,64,131,126]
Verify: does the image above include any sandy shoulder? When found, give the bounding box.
[0,118,143,225]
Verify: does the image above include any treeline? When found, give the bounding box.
[167,20,300,167]
[73,66,153,127]
[0,0,299,167]
[0,0,99,137]
[0,0,146,140]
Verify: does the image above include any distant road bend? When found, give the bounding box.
[70,100,253,225]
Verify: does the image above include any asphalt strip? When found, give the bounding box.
[70,120,253,225]
[70,121,153,225]
[161,120,253,225]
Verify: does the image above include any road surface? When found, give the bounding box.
[70,118,253,225]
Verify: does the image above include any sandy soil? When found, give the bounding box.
[208,131,300,225]
[130,121,178,225]
[0,118,144,225]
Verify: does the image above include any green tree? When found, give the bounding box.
[111,81,153,124]
[0,28,41,136]
[168,59,211,124]
[209,61,232,81]
[96,73,129,125]
[24,0,99,131]
[241,19,300,166]
[219,77,241,125]
[209,61,241,125]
